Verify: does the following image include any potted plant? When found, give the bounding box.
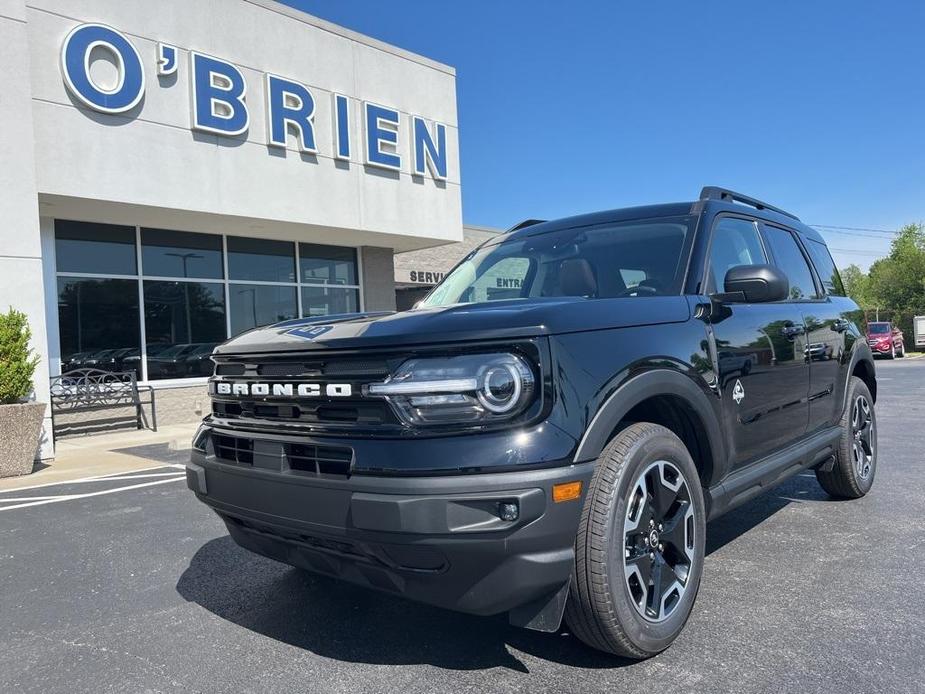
[0,308,44,478]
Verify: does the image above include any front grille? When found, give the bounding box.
[211,431,353,477]
[213,355,391,380]
[209,353,398,434]
[285,442,353,475]
[211,399,397,427]
[259,362,323,377]
[215,363,245,376]
[213,434,254,465]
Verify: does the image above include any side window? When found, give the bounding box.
[805,239,845,296]
[762,226,818,300]
[706,217,766,293]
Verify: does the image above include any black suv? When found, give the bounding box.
[187,187,877,658]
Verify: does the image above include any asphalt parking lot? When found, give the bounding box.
[2,359,924,693]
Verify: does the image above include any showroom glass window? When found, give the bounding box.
[227,236,298,334]
[55,221,142,377]
[299,243,360,317]
[140,228,227,380]
[54,220,363,382]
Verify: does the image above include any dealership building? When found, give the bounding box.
[0,0,463,460]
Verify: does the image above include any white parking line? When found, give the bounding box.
[0,463,185,494]
[0,476,186,512]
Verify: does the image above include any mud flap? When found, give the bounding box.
[508,579,570,632]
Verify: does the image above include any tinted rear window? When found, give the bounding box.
[805,238,845,296]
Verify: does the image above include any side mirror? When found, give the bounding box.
[715,264,789,303]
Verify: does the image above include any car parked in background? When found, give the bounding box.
[867,321,904,359]
[181,343,219,377]
[147,343,203,380]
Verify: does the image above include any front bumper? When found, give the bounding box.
[187,428,594,622]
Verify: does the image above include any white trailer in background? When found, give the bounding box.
[915,315,925,350]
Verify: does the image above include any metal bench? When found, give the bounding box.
[49,369,157,441]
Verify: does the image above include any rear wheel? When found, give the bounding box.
[565,422,706,659]
[816,376,877,499]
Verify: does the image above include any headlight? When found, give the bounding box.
[366,353,536,426]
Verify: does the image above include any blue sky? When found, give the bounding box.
[280,1,924,271]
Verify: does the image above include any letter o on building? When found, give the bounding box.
[61,23,145,114]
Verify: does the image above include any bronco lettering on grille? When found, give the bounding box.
[211,382,353,397]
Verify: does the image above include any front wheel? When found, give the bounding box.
[816,376,877,498]
[565,422,706,659]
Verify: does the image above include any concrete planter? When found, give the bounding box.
[0,402,46,478]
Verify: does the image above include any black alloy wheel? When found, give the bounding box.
[850,393,875,481]
[816,376,877,499]
[566,422,706,658]
[623,461,695,622]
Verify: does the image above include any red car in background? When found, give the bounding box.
[867,321,905,358]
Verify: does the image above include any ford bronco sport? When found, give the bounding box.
[187,186,877,658]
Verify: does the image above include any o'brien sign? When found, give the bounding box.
[59,23,449,179]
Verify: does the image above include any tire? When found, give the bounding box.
[565,422,706,659]
[897,343,905,358]
[815,376,877,499]
[887,344,895,359]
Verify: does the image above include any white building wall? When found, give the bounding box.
[0,0,53,459]
[0,0,463,459]
[25,0,462,250]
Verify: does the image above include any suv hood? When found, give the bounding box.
[213,296,691,355]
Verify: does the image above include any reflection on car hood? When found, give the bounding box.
[213,296,691,355]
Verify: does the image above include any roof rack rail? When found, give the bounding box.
[699,186,800,221]
[506,219,546,232]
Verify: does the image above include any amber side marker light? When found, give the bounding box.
[552,480,582,503]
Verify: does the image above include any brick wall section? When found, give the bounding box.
[393,225,502,283]
[152,386,210,426]
[53,385,207,438]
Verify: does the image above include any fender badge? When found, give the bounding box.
[286,325,333,341]
[732,379,745,405]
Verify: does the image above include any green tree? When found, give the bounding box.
[840,263,872,309]
[0,308,40,404]
[865,223,925,338]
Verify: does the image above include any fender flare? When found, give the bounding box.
[572,368,726,483]
[844,341,876,407]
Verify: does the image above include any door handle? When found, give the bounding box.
[780,324,804,340]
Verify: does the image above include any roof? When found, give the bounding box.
[501,203,698,243]
[247,0,456,75]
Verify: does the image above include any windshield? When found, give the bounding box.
[421,216,694,308]
[868,323,890,334]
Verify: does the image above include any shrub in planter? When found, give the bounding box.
[0,308,45,477]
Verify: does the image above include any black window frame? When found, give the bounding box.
[702,214,769,296]
[803,237,846,297]
[758,222,823,302]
